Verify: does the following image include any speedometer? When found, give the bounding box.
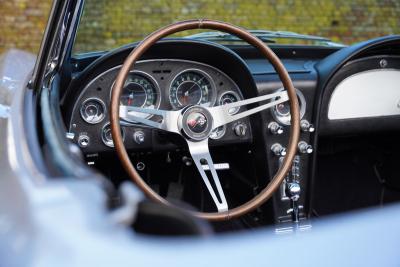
[118,71,160,119]
[169,70,215,109]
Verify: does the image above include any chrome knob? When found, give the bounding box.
[286,181,301,222]
[268,122,283,135]
[133,131,145,144]
[286,182,301,201]
[271,143,286,157]
[78,134,90,148]
[300,120,315,133]
[298,141,313,154]
[136,162,146,171]
[234,123,247,137]
[65,132,75,140]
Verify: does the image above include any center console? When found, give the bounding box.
[256,69,317,224]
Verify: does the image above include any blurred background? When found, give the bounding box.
[1,0,399,55]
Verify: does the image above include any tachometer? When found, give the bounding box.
[169,70,215,109]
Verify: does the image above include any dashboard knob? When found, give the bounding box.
[298,141,313,154]
[271,143,286,157]
[234,123,247,137]
[268,122,283,135]
[78,134,90,148]
[136,162,146,171]
[286,182,301,201]
[65,132,75,140]
[133,131,145,144]
[300,120,315,133]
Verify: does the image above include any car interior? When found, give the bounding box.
[35,7,400,236]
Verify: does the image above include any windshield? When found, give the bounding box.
[73,0,400,55]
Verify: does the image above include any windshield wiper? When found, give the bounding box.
[184,30,345,47]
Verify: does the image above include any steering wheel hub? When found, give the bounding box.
[179,106,214,141]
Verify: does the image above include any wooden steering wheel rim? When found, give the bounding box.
[110,19,300,221]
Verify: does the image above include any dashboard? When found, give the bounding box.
[62,39,317,223]
[62,36,400,223]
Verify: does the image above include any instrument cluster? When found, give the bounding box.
[68,59,247,152]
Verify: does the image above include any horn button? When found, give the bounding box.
[179,106,214,141]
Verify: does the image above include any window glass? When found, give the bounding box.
[73,0,400,54]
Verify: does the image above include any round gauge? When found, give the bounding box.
[210,125,226,140]
[80,98,106,124]
[272,88,306,125]
[101,123,125,147]
[169,70,215,109]
[219,91,241,115]
[119,72,160,119]
[275,102,291,117]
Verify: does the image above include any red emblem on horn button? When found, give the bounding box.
[186,112,207,133]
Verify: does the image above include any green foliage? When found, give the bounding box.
[74,0,400,53]
[1,0,399,54]
[0,0,51,54]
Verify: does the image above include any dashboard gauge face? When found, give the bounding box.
[275,102,291,117]
[272,88,306,125]
[119,72,160,119]
[80,98,106,124]
[102,123,124,147]
[219,91,240,115]
[210,125,226,140]
[169,70,214,109]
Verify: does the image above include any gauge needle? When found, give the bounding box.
[187,77,205,93]
[128,93,134,106]
[183,90,190,104]
[184,77,204,104]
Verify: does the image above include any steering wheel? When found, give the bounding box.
[110,20,300,221]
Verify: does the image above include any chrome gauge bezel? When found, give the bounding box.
[80,98,106,124]
[218,91,241,115]
[111,70,162,119]
[271,88,306,125]
[101,122,125,147]
[168,68,217,110]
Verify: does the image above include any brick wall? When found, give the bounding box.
[0,0,51,54]
[1,0,399,54]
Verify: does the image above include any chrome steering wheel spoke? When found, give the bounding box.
[119,90,289,213]
[187,139,228,212]
[119,105,181,134]
[209,90,289,129]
